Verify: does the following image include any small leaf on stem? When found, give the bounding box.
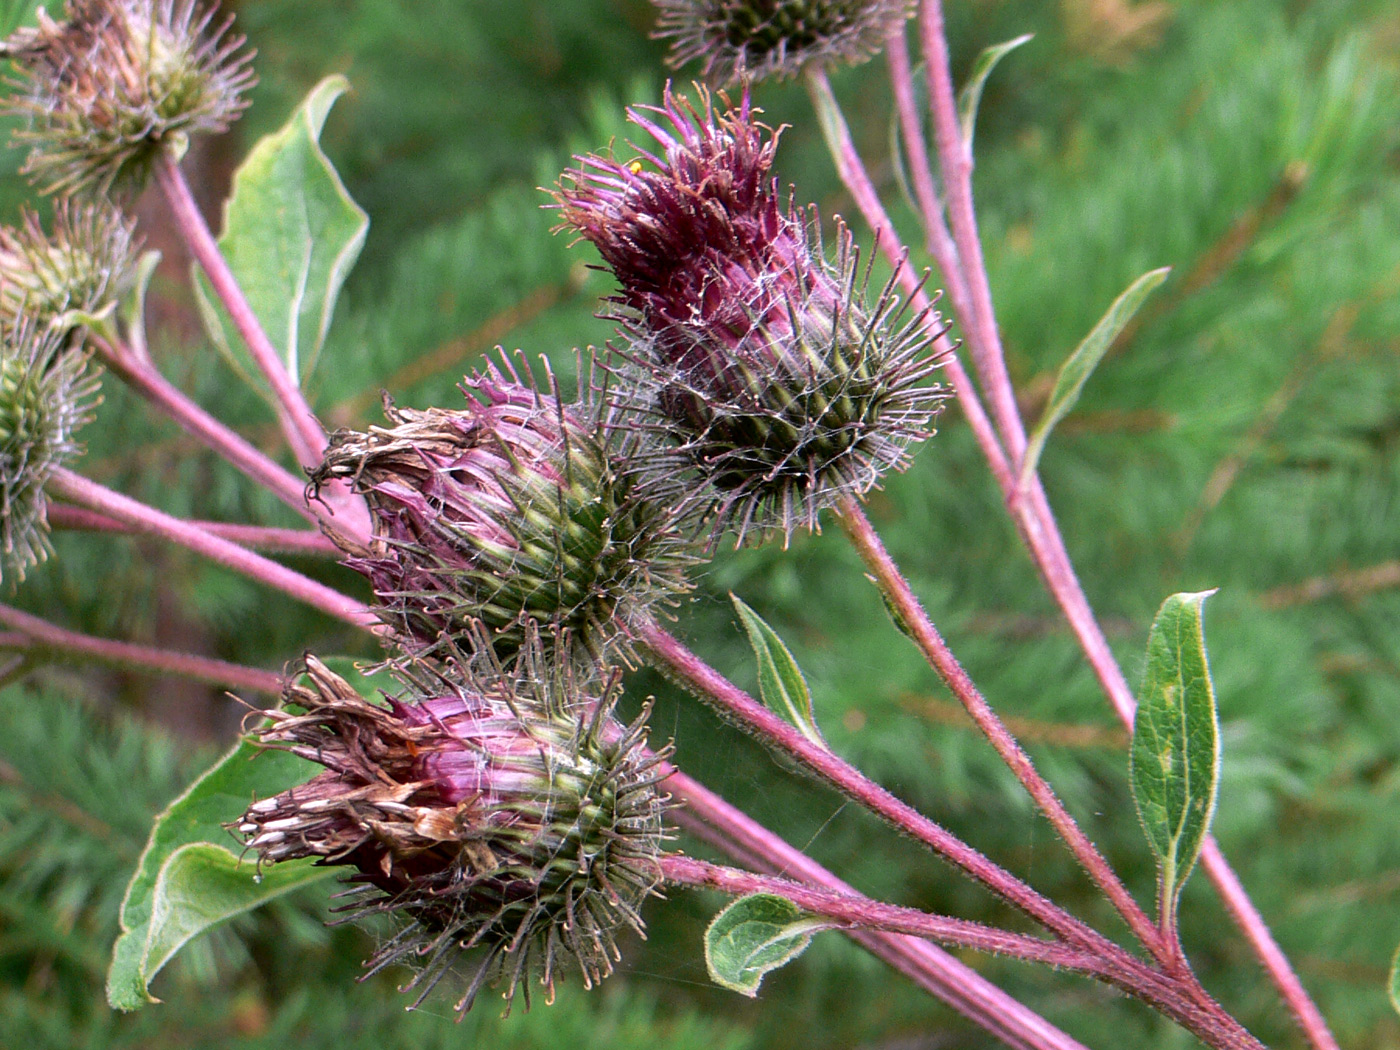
[1021,267,1170,486]
[1129,590,1221,935]
[1389,941,1400,1017]
[193,75,368,400]
[106,724,329,1009]
[731,594,827,749]
[958,35,1034,151]
[704,893,833,996]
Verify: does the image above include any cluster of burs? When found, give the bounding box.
[0,0,939,1011]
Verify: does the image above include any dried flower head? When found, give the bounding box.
[652,0,912,83]
[555,88,947,545]
[0,323,100,581]
[234,638,670,1012]
[1,0,254,195]
[312,355,693,663]
[0,200,138,339]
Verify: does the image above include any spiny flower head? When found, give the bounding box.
[0,322,100,581]
[234,637,670,1013]
[652,0,912,83]
[555,87,947,545]
[312,355,693,663]
[1,0,254,195]
[0,200,138,339]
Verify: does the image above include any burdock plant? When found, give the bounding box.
[0,323,100,581]
[234,635,670,1012]
[651,0,913,83]
[0,1,1360,1048]
[312,356,694,661]
[556,87,947,544]
[0,0,254,195]
[0,200,138,337]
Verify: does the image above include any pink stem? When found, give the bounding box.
[0,603,283,695]
[155,155,327,467]
[804,67,1016,497]
[885,24,979,333]
[47,469,375,630]
[919,0,1026,460]
[661,853,1104,971]
[912,5,1337,1045]
[638,619,1114,952]
[49,505,340,556]
[836,496,1165,955]
[94,336,317,524]
[665,768,1091,1050]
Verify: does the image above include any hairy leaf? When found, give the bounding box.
[704,893,832,997]
[106,735,327,1009]
[732,595,826,750]
[1129,591,1221,930]
[958,34,1034,150]
[1021,267,1170,484]
[194,75,368,399]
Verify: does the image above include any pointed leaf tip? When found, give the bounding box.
[731,594,827,750]
[1129,590,1221,934]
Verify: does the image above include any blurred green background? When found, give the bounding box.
[2,0,1399,1047]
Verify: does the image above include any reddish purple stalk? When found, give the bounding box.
[47,468,375,630]
[665,769,1088,1050]
[835,497,1163,956]
[0,603,282,694]
[809,9,1337,1045]
[92,336,317,525]
[49,505,339,556]
[637,618,1109,951]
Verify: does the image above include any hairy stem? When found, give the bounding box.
[47,468,374,630]
[662,854,1105,970]
[93,336,318,525]
[836,496,1164,956]
[155,155,325,466]
[0,603,283,695]
[910,5,1337,1045]
[49,505,340,556]
[804,66,1016,497]
[638,619,1114,951]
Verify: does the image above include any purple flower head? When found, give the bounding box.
[556,87,948,545]
[0,0,255,195]
[234,637,669,1013]
[651,0,914,84]
[312,355,693,662]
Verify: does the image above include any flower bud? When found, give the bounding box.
[556,88,947,545]
[0,323,101,581]
[1,0,254,195]
[234,640,669,1012]
[0,200,138,340]
[651,0,913,84]
[312,357,693,662]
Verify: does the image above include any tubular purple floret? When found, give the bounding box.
[311,352,696,663]
[233,627,671,1013]
[555,86,950,545]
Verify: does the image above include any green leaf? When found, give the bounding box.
[1129,591,1221,932]
[704,893,832,997]
[1389,942,1400,1018]
[958,34,1034,150]
[194,75,368,399]
[731,594,826,750]
[1021,267,1170,485]
[118,249,161,358]
[106,735,329,1010]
